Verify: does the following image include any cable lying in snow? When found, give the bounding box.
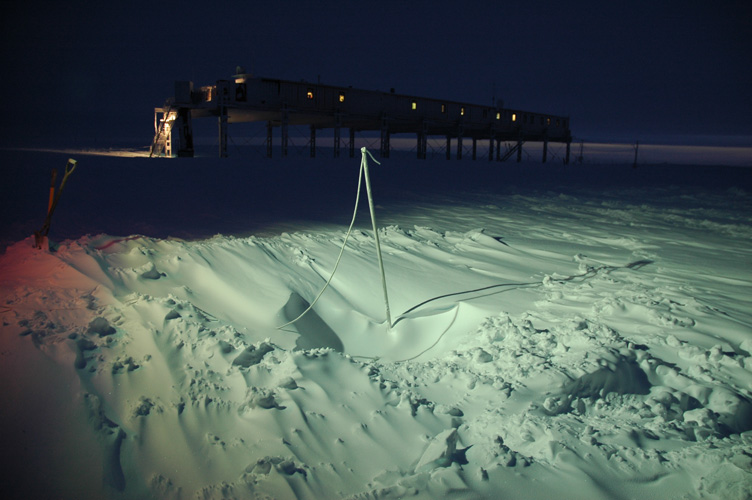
[393,258,655,326]
[276,149,367,332]
[274,146,658,344]
[373,259,656,363]
[278,216,654,360]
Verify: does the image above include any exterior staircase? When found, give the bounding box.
[149,103,177,157]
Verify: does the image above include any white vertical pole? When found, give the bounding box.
[361,147,392,329]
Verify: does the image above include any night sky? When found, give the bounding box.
[1,0,750,148]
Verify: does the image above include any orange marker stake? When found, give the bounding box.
[35,158,77,249]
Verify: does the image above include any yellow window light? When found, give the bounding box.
[512,113,517,122]
[307,90,314,99]
[411,101,417,110]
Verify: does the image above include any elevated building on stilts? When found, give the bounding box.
[151,72,572,162]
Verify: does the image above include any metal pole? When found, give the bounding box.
[517,138,523,162]
[310,125,316,158]
[282,107,289,158]
[266,121,273,158]
[334,114,341,158]
[361,147,392,329]
[218,107,228,158]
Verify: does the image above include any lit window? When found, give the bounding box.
[441,103,446,113]
[460,107,465,116]
[496,112,501,120]
[547,117,551,125]
[339,92,345,103]
[307,89,314,99]
[411,101,417,110]
[512,113,517,122]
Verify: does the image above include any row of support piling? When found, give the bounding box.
[261,121,357,159]
[216,110,570,163]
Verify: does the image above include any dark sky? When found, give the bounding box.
[1,0,750,148]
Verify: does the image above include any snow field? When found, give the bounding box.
[1,156,751,499]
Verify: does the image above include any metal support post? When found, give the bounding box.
[380,115,390,158]
[310,125,316,158]
[361,148,392,329]
[334,114,341,158]
[176,108,194,157]
[281,107,289,158]
[417,122,428,159]
[218,106,228,158]
[542,137,548,163]
[266,121,273,158]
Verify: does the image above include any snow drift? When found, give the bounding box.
[1,150,751,499]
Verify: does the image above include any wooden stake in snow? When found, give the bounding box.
[361,147,392,329]
[35,158,77,249]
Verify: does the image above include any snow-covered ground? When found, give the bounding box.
[1,148,751,499]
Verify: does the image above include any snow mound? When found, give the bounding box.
[2,182,752,499]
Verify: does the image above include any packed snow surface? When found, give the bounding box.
[1,151,751,499]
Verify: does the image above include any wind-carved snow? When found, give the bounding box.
[2,184,751,499]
